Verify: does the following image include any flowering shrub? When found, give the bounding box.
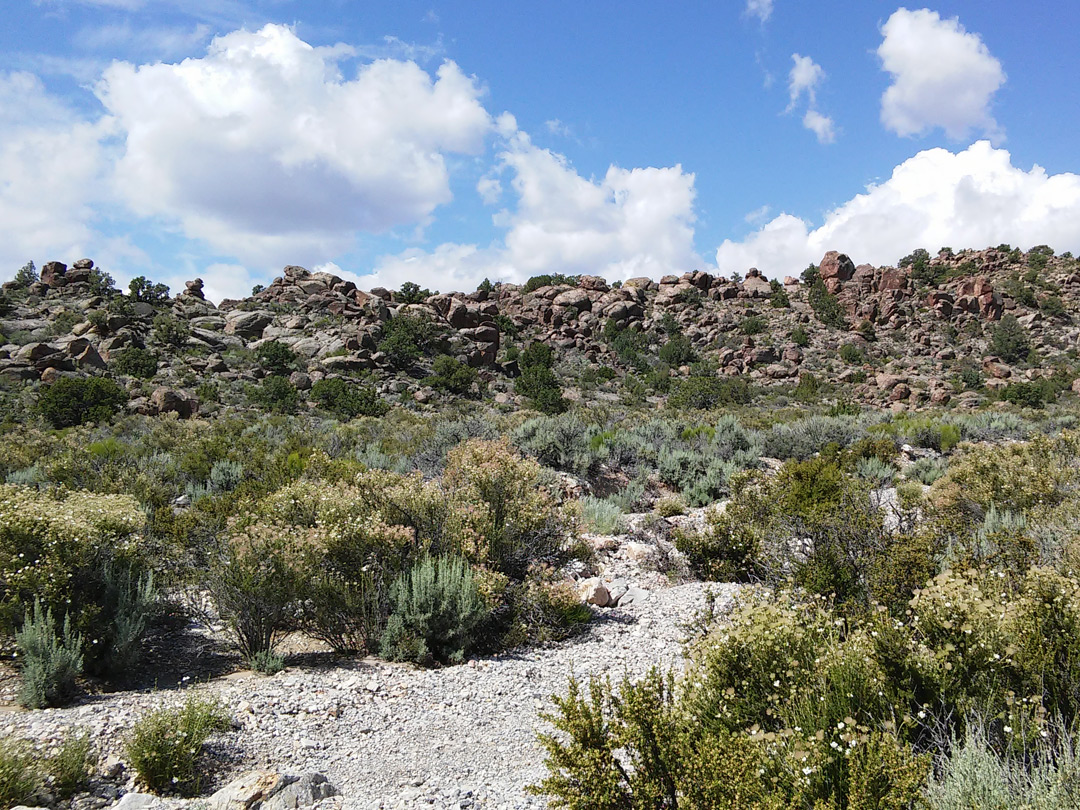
[0,485,148,658]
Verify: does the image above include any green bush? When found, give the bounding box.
[579,496,624,534]
[668,376,751,410]
[47,730,95,799]
[128,276,170,305]
[111,346,159,378]
[397,281,431,304]
[16,598,84,709]
[989,314,1031,364]
[839,342,865,364]
[255,340,297,375]
[0,486,150,672]
[36,376,127,428]
[515,342,568,414]
[302,570,385,655]
[523,273,578,293]
[426,355,480,396]
[741,314,767,335]
[378,313,435,368]
[152,314,190,348]
[602,319,650,369]
[770,279,790,308]
[252,375,299,413]
[380,554,487,666]
[0,738,37,808]
[658,332,696,366]
[206,528,304,660]
[124,696,231,795]
[12,261,38,288]
[809,279,848,329]
[512,413,601,477]
[310,378,388,418]
[790,325,810,347]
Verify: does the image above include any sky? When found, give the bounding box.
[3,1,1080,302]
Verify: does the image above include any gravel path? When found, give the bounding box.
[3,581,736,810]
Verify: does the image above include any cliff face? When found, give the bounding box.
[3,244,1079,415]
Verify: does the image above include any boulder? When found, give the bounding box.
[578,578,610,607]
[552,289,593,311]
[225,310,274,340]
[819,251,855,283]
[740,268,772,297]
[208,770,289,810]
[40,261,67,287]
[149,387,199,419]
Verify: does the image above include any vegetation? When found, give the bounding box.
[124,696,231,795]
[35,376,127,428]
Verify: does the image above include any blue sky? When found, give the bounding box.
[2,1,1080,301]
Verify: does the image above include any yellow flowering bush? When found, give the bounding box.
[0,484,145,636]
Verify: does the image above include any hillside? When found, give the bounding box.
[1,245,1080,810]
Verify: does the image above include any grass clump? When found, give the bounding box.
[124,696,231,795]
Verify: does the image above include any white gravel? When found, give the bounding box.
[3,581,737,810]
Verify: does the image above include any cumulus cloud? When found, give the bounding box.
[0,71,111,276]
[787,54,825,110]
[716,141,1080,278]
[878,8,1005,141]
[96,24,493,266]
[745,0,773,24]
[366,130,702,291]
[802,109,836,144]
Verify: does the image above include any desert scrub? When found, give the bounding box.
[47,729,96,798]
[579,496,624,534]
[0,738,38,808]
[0,485,149,672]
[379,554,487,666]
[124,695,231,795]
[532,664,928,809]
[15,598,83,708]
[35,376,128,428]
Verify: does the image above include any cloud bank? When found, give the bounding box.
[716,141,1080,278]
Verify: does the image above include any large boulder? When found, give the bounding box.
[224,310,274,340]
[149,387,199,419]
[819,251,856,283]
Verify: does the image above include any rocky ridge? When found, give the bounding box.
[3,245,1079,414]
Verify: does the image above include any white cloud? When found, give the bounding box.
[745,0,773,24]
[802,109,836,144]
[477,176,503,205]
[745,204,771,224]
[544,118,572,138]
[96,24,493,266]
[716,141,1080,279]
[787,53,825,110]
[367,129,702,291]
[0,72,111,277]
[78,22,212,57]
[878,8,1005,141]
[785,54,835,144]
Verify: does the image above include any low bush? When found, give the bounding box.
[515,342,568,414]
[426,355,480,396]
[36,376,127,428]
[124,696,231,795]
[152,314,190,348]
[16,599,84,708]
[111,346,159,378]
[0,738,37,808]
[667,376,751,410]
[380,554,487,666]
[251,375,299,413]
[255,340,297,375]
[47,730,95,798]
[378,313,436,369]
[310,377,388,418]
[579,496,624,534]
[205,526,305,660]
